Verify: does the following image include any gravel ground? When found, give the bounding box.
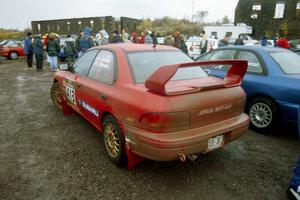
[0,59,299,200]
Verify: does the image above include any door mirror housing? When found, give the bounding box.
[59,64,69,71]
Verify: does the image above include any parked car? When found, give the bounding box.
[196,46,300,133]
[0,40,25,59]
[50,44,249,168]
[186,36,218,58]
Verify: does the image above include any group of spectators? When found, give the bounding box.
[23,27,198,72]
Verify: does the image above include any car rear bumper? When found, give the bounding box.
[123,113,249,161]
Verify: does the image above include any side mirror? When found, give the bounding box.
[59,64,69,71]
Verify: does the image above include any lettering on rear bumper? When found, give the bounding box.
[198,104,232,116]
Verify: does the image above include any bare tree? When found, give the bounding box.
[193,10,209,24]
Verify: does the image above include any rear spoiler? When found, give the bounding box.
[145,60,248,95]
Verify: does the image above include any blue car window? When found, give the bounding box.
[270,52,300,74]
[208,50,236,70]
[238,51,263,73]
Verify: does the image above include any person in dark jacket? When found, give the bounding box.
[178,35,188,54]
[46,33,60,71]
[109,30,124,44]
[33,34,44,71]
[235,35,244,45]
[64,35,76,65]
[24,32,33,68]
[151,32,158,45]
[79,27,94,53]
[261,34,268,46]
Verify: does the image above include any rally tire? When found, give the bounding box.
[9,51,18,60]
[50,82,62,110]
[102,115,126,166]
[246,97,279,133]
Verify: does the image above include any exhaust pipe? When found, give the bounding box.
[178,153,186,162]
[187,154,198,162]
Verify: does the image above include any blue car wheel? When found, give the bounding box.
[247,97,279,133]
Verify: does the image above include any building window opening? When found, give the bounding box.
[67,21,70,31]
[252,4,261,11]
[37,24,40,32]
[274,2,285,19]
[90,20,94,28]
[251,14,258,19]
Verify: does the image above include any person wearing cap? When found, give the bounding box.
[24,32,33,68]
[33,34,44,71]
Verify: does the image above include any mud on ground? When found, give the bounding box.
[0,59,299,200]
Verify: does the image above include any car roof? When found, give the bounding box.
[218,45,290,54]
[91,43,179,52]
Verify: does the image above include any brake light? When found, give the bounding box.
[140,112,190,130]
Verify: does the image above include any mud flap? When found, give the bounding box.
[61,96,73,116]
[125,143,145,170]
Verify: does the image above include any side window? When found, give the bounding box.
[88,50,115,84]
[72,50,98,76]
[238,51,263,73]
[208,50,236,70]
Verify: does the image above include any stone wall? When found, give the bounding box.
[31,16,141,35]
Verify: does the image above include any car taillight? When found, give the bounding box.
[140,112,190,130]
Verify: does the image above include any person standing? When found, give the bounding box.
[24,32,33,68]
[75,30,83,56]
[235,35,244,45]
[122,29,130,43]
[46,33,60,72]
[173,31,181,48]
[276,36,290,49]
[79,27,94,53]
[132,32,139,44]
[139,32,145,44]
[109,30,124,44]
[151,32,158,45]
[64,35,76,66]
[200,31,208,54]
[261,34,268,46]
[144,31,153,44]
[33,34,44,71]
[163,32,174,46]
[178,35,188,54]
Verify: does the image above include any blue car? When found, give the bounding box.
[196,46,300,133]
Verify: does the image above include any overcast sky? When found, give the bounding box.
[0,0,239,30]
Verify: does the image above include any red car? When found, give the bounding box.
[0,40,25,59]
[50,44,249,168]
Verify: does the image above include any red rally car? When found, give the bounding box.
[50,44,249,169]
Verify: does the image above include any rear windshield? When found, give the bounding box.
[270,52,300,74]
[127,51,208,83]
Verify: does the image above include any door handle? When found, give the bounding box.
[100,93,108,100]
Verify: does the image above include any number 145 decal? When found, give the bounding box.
[66,84,76,105]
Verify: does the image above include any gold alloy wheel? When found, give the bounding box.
[103,123,120,158]
[53,86,61,105]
